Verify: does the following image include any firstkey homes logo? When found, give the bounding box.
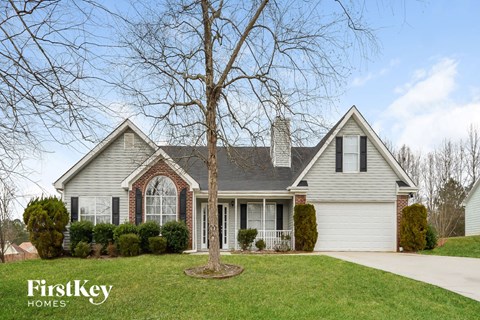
[27,279,113,307]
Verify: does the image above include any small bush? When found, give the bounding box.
[70,221,94,252]
[23,197,69,259]
[294,204,318,251]
[138,221,161,252]
[93,223,116,253]
[424,224,438,250]
[149,236,167,254]
[117,233,140,257]
[113,223,138,243]
[237,229,258,250]
[400,203,428,252]
[274,233,292,252]
[74,241,91,258]
[92,243,103,258]
[107,243,118,257]
[160,221,189,253]
[255,239,266,251]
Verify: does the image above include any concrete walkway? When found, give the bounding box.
[323,252,480,302]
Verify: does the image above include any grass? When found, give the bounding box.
[421,235,480,258]
[1,255,480,320]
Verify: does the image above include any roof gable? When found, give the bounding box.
[54,119,157,190]
[290,106,417,189]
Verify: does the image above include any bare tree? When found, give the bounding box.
[0,180,16,263]
[466,124,480,189]
[115,0,376,271]
[432,178,466,238]
[395,145,421,203]
[0,0,114,184]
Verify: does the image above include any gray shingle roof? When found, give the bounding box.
[162,146,316,190]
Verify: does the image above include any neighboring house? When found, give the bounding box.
[19,242,38,254]
[4,242,25,256]
[465,178,480,236]
[54,106,417,252]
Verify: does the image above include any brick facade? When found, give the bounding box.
[396,194,409,252]
[128,160,193,249]
[294,194,306,205]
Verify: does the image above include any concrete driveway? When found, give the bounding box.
[323,252,480,302]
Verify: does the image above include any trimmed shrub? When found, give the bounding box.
[424,224,438,250]
[118,233,140,257]
[23,197,69,259]
[74,241,91,258]
[70,221,94,252]
[237,229,258,250]
[400,203,428,251]
[113,223,138,243]
[107,243,118,257]
[149,236,167,254]
[255,239,266,251]
[92,243,103,258]
[138,221,161,252]
[93,223,116,253]
[294,204,318,251]
[160,221,189,253]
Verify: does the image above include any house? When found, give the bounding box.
[54,106,417,252]
[4,242,25,256]
[465,178,480,236]
[19,242,38,254]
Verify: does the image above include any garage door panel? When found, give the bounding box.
[314,202,396,251]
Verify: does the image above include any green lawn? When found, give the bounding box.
[421,235,480,258]
[1,255,479,320]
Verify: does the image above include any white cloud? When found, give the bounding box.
[376,58,480,152]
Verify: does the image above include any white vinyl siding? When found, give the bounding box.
[63,128,154,224]
[343,135,359,172]
[79,196,111,224]
[466,185,480,235]
[304,118,399,202]
[314,202,396,251]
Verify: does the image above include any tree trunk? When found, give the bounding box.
[206,100,221,271]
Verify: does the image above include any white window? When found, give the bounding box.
[145,176,177,226]
[247,203,276,231]
[79,197,111,224]
[343,135,359,172]
[124,133,135,149]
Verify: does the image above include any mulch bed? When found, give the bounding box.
[184,263,244,279]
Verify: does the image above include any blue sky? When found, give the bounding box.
[13,0,480,218]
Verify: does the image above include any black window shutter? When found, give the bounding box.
[360,136,367,172]
[276,204,283,230]
[240,204,247,229]
[135,188,142,225]
[112,197,120,225]
[71,197,79,222]
[335,137,343,172]
[179,188,187,223]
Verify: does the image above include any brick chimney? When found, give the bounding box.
[270,117,291,167]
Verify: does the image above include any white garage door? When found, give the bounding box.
[314,202,396,251]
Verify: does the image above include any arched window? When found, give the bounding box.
[145,176,177,226]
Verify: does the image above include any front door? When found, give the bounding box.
[201,203,228,250]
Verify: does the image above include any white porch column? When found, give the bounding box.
[234,198,238,250]
[292,195,295,250]
[192,192,196,251]
[262,198,266,238]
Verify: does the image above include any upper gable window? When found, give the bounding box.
[124,133,135,149]
[343,135,359,172]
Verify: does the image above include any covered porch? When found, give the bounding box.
[194,193,296,251]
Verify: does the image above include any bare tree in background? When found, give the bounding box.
[0,0,113,185]
[116,0,376,271]
[466,124,480,189]
[395,144,421,203]
[0,180,16,263]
